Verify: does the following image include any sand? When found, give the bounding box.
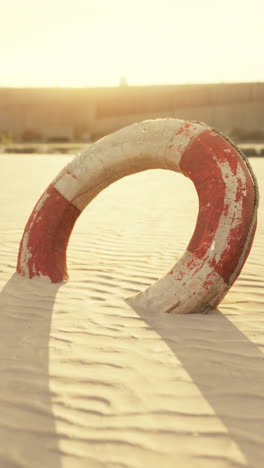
[0,153,264,468]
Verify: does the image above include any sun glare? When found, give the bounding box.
[1,0,264,87]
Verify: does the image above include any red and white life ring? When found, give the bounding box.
[17,119,258,314]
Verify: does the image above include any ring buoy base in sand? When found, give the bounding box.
[17,119,258,314]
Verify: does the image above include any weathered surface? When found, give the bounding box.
[17,119,257,313]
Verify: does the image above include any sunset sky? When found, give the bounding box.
[1,0,264,87]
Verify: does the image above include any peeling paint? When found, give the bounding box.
[16,119,257,313]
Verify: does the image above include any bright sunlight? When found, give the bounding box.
[1,0,264,87]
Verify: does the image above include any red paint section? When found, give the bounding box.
[181,131,226,261]
[228,220,257,285]
[180,130,256,283]
[17,185,81,282]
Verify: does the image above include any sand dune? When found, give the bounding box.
[0,154,264,467]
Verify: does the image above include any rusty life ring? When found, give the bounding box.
[17,119,258,314]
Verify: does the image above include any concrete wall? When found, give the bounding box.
[0,82,264,142]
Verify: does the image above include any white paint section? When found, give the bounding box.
[19,230,32,278]
[126,251,228,315]
[54,119,209,211]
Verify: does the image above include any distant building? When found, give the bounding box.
[119,76,128,87]
[0,82,264,143]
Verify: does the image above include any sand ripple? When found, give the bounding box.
[0,155,264,467]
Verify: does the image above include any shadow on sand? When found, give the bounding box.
[1,271,264,467]
[0,273,62,468]
[135,305,264,467]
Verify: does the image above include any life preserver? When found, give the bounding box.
[17,119,258,314]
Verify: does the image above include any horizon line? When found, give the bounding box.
[0,80,264,90]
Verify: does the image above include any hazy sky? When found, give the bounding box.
[1,0,264,87]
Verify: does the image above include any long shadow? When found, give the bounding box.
[0,273,62,468]
[2,271,264,466]
[134,305,264,467]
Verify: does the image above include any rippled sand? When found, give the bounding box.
[0,154,264,468]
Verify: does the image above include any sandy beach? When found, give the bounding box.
[0,153,264,468]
